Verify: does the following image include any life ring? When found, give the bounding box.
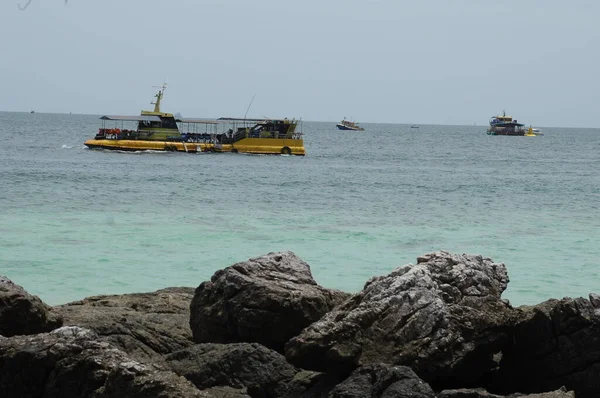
[281,146,291,155]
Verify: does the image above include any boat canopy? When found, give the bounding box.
[100,115,292,125]
[100,115,162,122]
[218,117,286,123]
[100,115,222,125]
[176,118,220,124]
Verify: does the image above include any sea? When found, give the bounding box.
[1,111,599,307]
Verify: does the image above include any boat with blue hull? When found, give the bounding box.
[336,118,364,131]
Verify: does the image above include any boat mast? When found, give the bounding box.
[244,93,256,127]
[151,83,167,113]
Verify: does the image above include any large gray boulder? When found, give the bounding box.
[285,251,516,387]
[0,326,213,397]
[0,275,62,336]
[165,342,323,398]
[55,287,195,363]
[327,363,435,398]
[492,295,600,398]
[190,251,351,351]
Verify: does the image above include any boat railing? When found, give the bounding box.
[233,128,249,142]
[96,128,139,140]
[231,126,302,142]
[181,133,214,143]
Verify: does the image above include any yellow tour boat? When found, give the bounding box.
[84,85,305,155]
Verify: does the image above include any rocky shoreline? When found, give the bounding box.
[1,251,595,397]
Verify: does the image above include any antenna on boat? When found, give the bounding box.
[151,83,167,113]
[244,93,256,125]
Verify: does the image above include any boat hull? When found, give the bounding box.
[486,130,527,136]
[84,138,305,155]
[487,123,527,136]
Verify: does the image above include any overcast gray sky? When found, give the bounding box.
[1,0,598,126]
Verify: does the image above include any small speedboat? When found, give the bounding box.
[530,128,544,136]
[336,118,364,131]
[524,126,544,136]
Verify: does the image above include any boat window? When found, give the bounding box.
[161,117,178,129]
[139,117,178,130]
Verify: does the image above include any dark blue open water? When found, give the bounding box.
[1,111,599,305]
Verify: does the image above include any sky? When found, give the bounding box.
[1,0,599,127]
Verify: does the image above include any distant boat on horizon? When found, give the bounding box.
[336,117,365,131]
[487,110,539,136]
[410,125,419,129]
[30,110,35,114]
[524,126,544,136]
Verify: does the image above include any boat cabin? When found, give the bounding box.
[95,115,180,141]
[490,111,521,127]
[218,117,300,141]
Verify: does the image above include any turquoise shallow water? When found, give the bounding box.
[1,111,599,305]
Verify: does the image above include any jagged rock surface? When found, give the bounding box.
[201,386,251,397]
[492,295,600,398]
[438,386,575,398]
[0,326,212,397]
[327,363,435,398]
[3,252,597,397]
[55,287,195,363]
[190,251,351,352]
[285,251,516,387]
[165,342,323,398]
[0,274,63,337]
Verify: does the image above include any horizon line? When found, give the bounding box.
[1,110,598,130]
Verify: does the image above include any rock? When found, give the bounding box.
[327,363,435,398]
[201,386,251,398]
[54,287,195,363]
[438,386,575,397]
[492,296,600,398]
[165,342,323,398]
[285,251,516,388]
[190,251,351,352]
[0,325,211,397]
[99,361,212,398]
[0,274,63,336]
